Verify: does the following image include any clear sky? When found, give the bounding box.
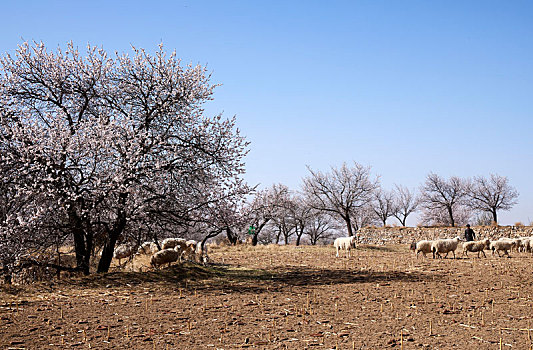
[1,1,532,225]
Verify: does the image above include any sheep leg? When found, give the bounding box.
[481,250,486,258]
[336,247,339,258]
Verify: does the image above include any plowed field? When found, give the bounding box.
[2,244,533,349]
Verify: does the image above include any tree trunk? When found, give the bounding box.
[492,210,498,224]
[447,206,455,227]
[97,209,127,273]
[345,214,354,236]
[69,208,91,275]
[225,227,238,245]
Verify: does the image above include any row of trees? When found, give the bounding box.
[235,163,519,246]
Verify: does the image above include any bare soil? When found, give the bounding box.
[2,244,533,349]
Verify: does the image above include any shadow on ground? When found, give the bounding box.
[15,261,440,296]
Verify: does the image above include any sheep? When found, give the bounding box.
[414,240,434,258]
[523,237,533,253]
[137,242,158,255]
[183,240,199,261]
[334,236,357,258]
[150,248,180,269]
[431,237,462,259]
[462,239,491,258]
[113,244,136,266]
[490,239,516,258]
[161,237,186,250]
[514,237,531,252]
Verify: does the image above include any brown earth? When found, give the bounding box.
[1,244,533,349]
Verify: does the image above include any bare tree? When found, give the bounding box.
[290,194,314,246]
[245,184,288,245]
[302,162,379,236]
[305,211,339,245]
[419,203,472,227]
[465,174,518,224]
[392,184,419,226]
[372,189,395,226]
[419,173,466,227]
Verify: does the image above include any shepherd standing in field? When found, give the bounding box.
[464,224,475,242]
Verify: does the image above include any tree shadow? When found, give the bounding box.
[31,261,439,296]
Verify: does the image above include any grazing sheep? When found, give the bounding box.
[150,249,180,268]
[137,242,158,255]
[490,239,516,258]
[183,240,199,261]
[523,237,533,253]
[462,239,491,258]
[431,237,462,259]
[161,237,186,250]
[334,236,357,258]
[415,240,434,258]
[113,244,136,265]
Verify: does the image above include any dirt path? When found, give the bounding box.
[2,244,533,349]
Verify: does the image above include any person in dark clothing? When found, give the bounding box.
[464,224,475,241]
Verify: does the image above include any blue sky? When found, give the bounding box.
[1,1,532,225]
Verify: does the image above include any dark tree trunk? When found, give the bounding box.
[275,228,282,244]
[251,219,270,246]
[492,210,498,224]
[225,227,238,245]
[447,206,455,227]
[1,259,12,284]
[69,208,91,275]
[345,214,354,237]
[97,204,127,273]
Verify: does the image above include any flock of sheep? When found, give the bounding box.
[332,234,533,260]
[412,236,533,259]
[113,238,207,269]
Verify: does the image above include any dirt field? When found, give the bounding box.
[2,244,533,349]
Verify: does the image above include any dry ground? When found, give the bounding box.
[2,244,533,349]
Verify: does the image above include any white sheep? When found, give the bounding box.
[161,237,186,250]
[462,239,491,258]
[113,244,136,265]
[523,237,533,253]
[490,239,516,257]
[334,236,357,258]
[183,240,199,261]
[150,248,180,269]
[431,237,462,259]
[414,240,433,258]
[137,242,158,255]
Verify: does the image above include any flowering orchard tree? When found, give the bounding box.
[0,42,248,275]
